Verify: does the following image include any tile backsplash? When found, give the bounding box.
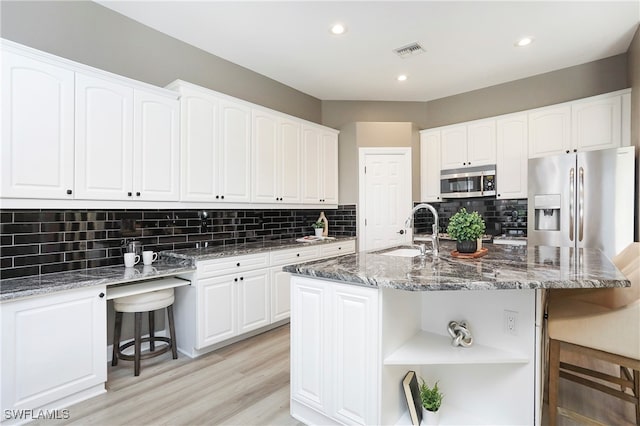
[414,198,528,236]
[1,205,356,279]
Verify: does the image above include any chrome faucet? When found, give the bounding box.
[404,203,439,256]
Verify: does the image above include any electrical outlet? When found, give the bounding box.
[504,310,518,335]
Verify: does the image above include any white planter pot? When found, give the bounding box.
[314,228,323,237]
[422,407,440,425]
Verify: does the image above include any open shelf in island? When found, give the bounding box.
[383,330,529,365]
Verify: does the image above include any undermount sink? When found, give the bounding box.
[380,248,424,258]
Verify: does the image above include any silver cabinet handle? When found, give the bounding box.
[578,167,584,242]
[569,168,575,242]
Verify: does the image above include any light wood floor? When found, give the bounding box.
[31,324,637,426]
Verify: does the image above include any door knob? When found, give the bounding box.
[397,229,405,235]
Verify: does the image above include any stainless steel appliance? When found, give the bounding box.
[527,146,635,259]
[440,165,496,199]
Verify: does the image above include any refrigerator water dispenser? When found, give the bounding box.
[534,194,560,231]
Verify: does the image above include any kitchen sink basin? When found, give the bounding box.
[380,248,424,258]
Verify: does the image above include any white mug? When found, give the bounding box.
[142,251,158,266]
[124,252,140,268]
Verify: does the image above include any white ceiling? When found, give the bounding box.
[97,1,640,102]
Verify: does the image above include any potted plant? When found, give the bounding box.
[446,208,486,253]
[311,221,324,237]
[420,379,443,425]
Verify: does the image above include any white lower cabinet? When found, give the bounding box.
[237,269,270,334]
[1,286,107,416]
[270,267,293,323]
[197,275,237,348]
[291,276,379,426]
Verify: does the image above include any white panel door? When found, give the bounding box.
[75,73,133,200]
[279,118,302,203]
[467,119,496,166]
[528,105,571,158]
[197,276,237,348]
[572,96,621,152]
[180,90,219,201]
[252,110,279,203]
[496,114,528,199]
[291,278,329,412]
[133,90,180,201]
[361,149,412,251]
[1,286,106,412]
[301,126,322,203]
[331,283,379,426]
[270,267,292,322]
[420,130,441,202]
[237,269,270,334]
[1,52,75,199]
[219,99,251,202]
[440,125,468,169]
[321,132,339,204]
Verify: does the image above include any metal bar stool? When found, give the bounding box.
[112,288,178,376]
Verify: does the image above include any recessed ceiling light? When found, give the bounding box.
[515,37,534,47]
[397,75,408,82]
[330,23,347,35]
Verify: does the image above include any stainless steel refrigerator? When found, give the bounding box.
[527,146,635,259]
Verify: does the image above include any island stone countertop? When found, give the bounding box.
[283,241,630,291]
[161,236,356,262]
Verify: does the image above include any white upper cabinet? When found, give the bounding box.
[252,110,302,203]
[571,94,622,151]
[420,130,441,202]
[133,89,180,201]
[440,119,496,169]
[496,114,528,199]
[75,73,134,200]
[301,125,339,205]
[528,105,571,158]
[219,99,252,202]
[1,51,75,199]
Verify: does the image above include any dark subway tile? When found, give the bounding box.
[1,266,40,279]
[1,245,39,257]
[41,261,87,274]
[1,212,13,223]
[1,235,12,246]
[14,253,64,267]
[1,223,40,234]
[14,233,62,245]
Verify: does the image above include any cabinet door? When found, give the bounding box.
[321,132,339,204]
[440,125,468,169]
[331,283,379,425]
[301,126,322,203]
[1,52,75,199]
[219,99,251,202]
[75,73,134,200]
[279,118,302,203]
[270,268,291,322]
[252,110,279,203]
[180,89,219,202]
[197,276,237,348]
[572,96,621,152]
[420,130,441,202]
[528,105,571,158]
[496,114,528,199]
[237,269,270,333]
[1,286,106,412]
[291,277,329,412]
[467,119,496,166]
[133,90,180,201]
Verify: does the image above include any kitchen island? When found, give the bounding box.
[284,242,629,426]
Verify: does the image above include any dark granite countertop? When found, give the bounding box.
[161,236,356,262]
[283,241,630,291]
[1,236,356,301]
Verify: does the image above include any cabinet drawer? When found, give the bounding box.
[270,246,321,266]
[197,252,270,278]
[320,240,356,258]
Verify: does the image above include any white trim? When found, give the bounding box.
[358,147,412,251]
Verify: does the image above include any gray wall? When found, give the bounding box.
[628,27,640,242]
[322,101,428,130]
[0,0,322,124]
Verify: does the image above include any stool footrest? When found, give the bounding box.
[117,336,173,361]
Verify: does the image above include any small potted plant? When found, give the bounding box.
[420,379,443,425]
[311,221,324,237]
[446,208,486,253]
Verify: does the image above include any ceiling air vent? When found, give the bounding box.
[393,42,426,58]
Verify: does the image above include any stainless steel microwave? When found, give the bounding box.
[440,165,496,199]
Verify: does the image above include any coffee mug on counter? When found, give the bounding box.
[142,251,158,266]
[124,252,140,268]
